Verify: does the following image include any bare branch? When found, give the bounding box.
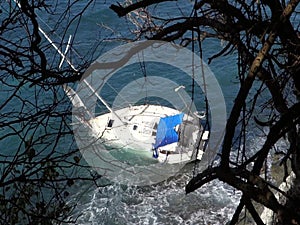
[220,0,299,169]
[110,0,177,17]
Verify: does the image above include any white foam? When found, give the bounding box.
[71,174,241,225]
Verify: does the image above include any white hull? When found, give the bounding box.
[79,104,208,164]
[65,85,208,164]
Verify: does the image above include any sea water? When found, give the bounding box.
[63,1,242,224]
[0,1,246,224]
[72,173,242,225]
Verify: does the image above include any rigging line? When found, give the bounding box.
[41,13,132,108]
[83,80,125,124]
[191,26,196,103]
[198,29,210,131]
[13,0,126,125]
[18,0,129,123]
[194,8,210,135]
[12,0,78,72]
[190,0,198,105]
[38,25,78,72]
[236,51,242,164]
[35,11,86,63]
[104,81,132,106]
[192,0,208,106]
[191,2,201,176]
[138,50,148,104]
[192,0,212,175]
[198,29,211,162]
[59,35,72,69]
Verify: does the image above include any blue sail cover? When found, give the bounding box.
[153,113,184,149]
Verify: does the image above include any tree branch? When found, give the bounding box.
[220,0,299,169]
[187,167,284,213]
[253,102,300,174]
[110,0,177,17]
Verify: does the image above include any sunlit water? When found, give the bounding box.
[68,134,289,224]
[72,171,242,225]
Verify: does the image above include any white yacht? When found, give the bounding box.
[64,85,209,164]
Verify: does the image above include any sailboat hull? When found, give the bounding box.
[84,104,208,164]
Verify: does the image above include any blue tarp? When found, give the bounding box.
[153,113,184,149]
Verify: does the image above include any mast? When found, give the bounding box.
[53,34,125,123]
[13,0,126,124]
[82,80,125,124]
[44,29,125,123]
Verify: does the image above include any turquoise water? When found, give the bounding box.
[108,146,157,166]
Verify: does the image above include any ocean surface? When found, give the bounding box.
[1,1,273,224]
[63,2,241,224]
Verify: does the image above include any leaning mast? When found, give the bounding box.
[13,0,125,124]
